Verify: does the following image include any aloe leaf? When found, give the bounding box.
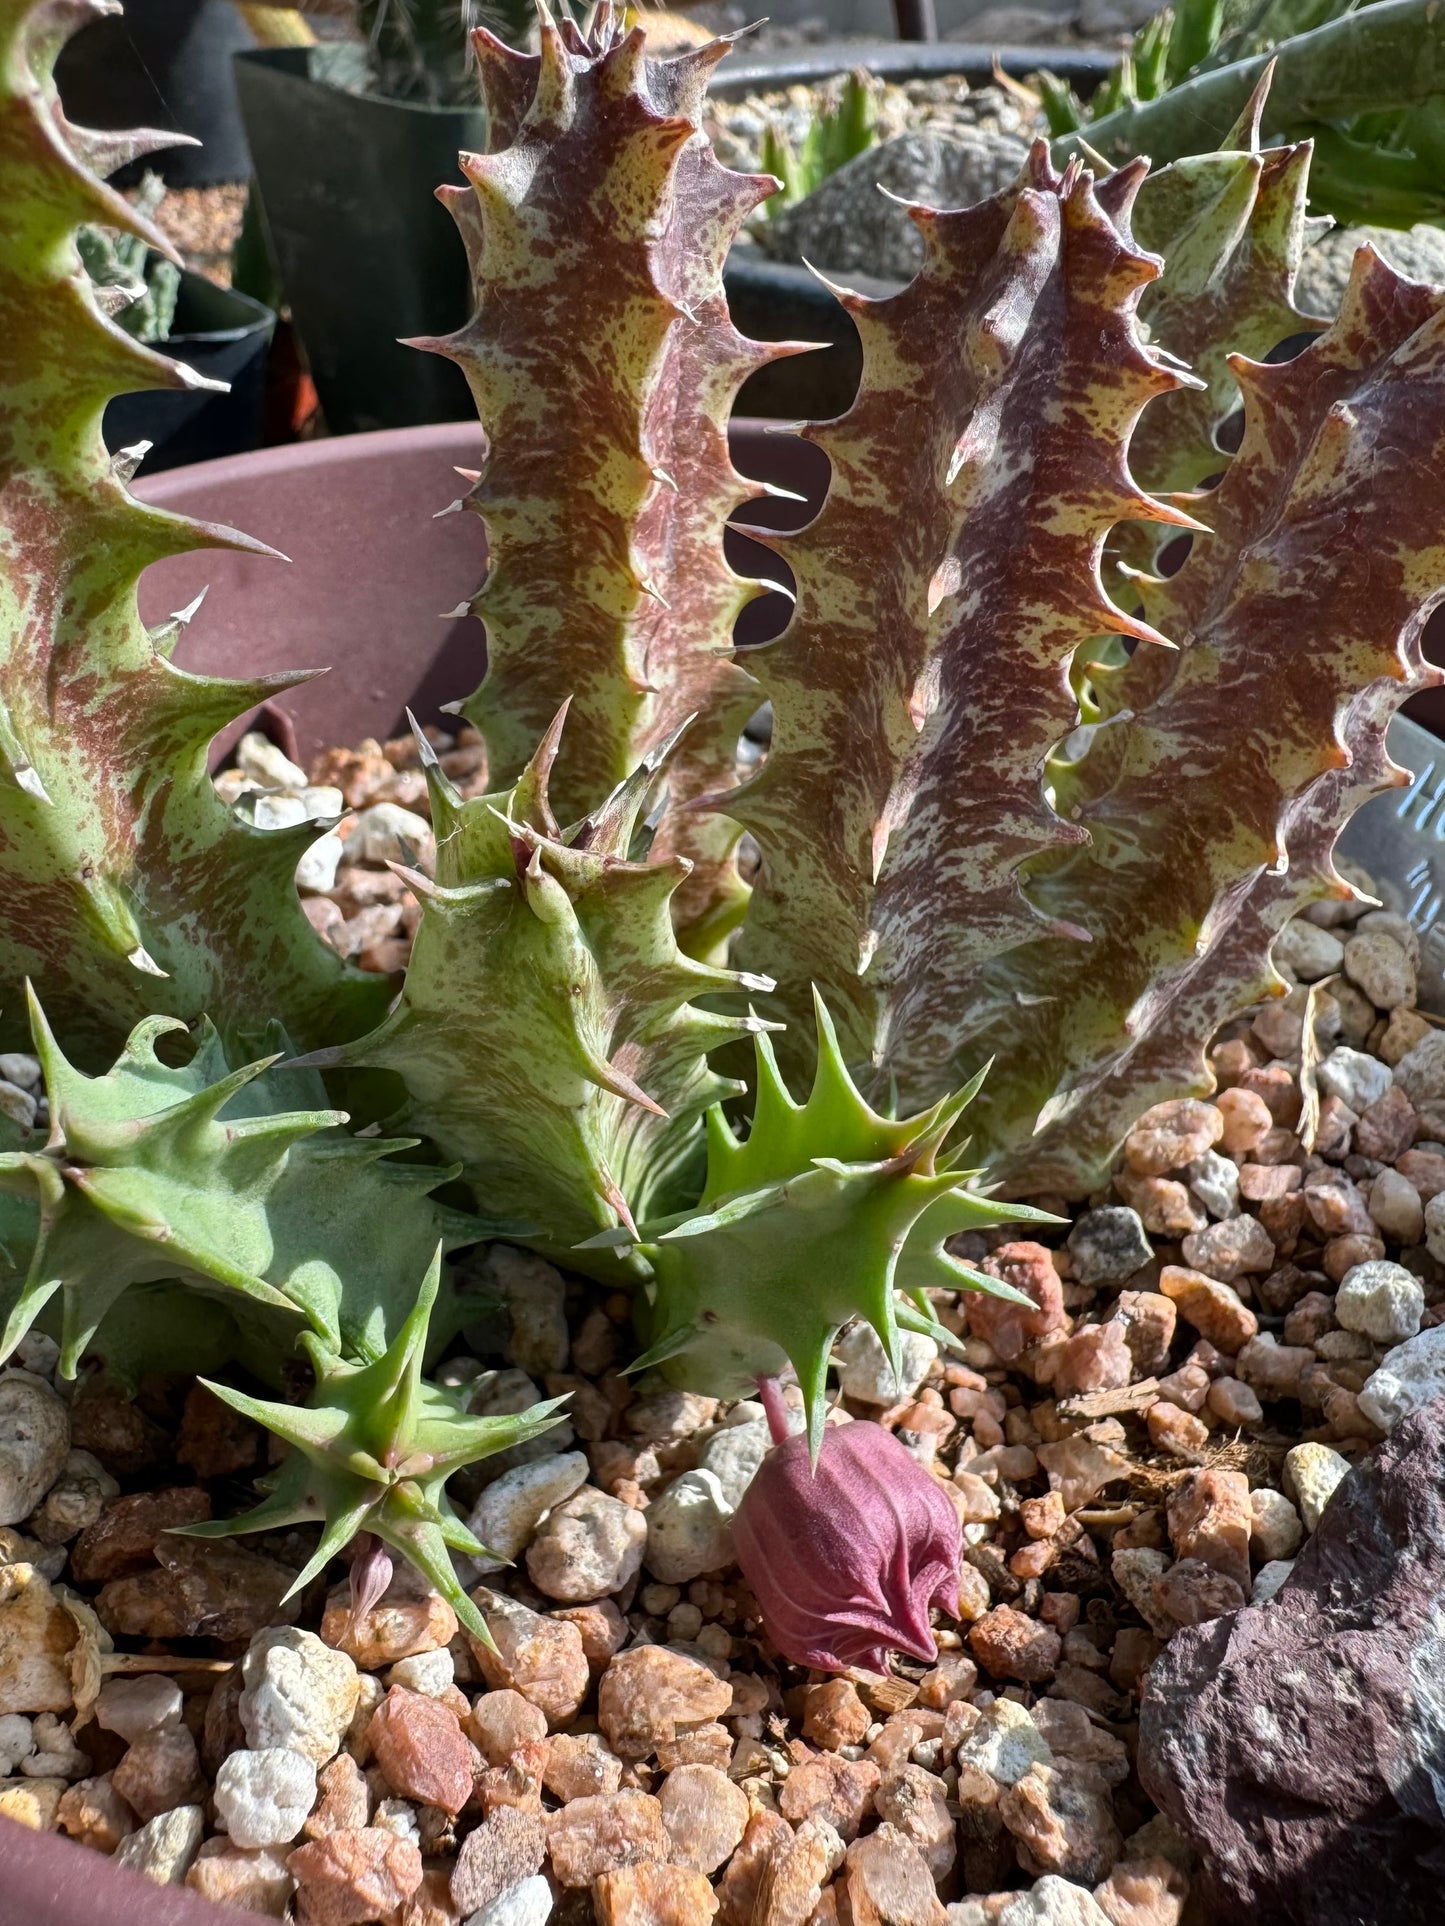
[1057,0,1445,169]
[1168,0,1228,83]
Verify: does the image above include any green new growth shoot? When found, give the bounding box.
[614,993,1050,1460]
[183,1249,568,1646]
[0,988,482,1379]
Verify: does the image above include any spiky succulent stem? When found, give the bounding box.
[182,1249,568,1647]
[0,987,483,1377]
[1070,77,1319,711]
[423,6,799,955]
[624,992,1049,1457]
[1123,79,1321,503]
[969,247,1445,1191]
[725,145,1194,1092]
[0,0,385,1063]
[304,714,771,1276]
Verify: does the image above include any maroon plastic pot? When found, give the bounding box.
[129,420,1445,764]
[0,1818,242,1925]
[0,418,828,1918]
[128,420,828,768]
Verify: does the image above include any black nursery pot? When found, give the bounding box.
[234,46,487,437]
[715,41,1117,420]
[104,271,276,477]
[54,0,255,188]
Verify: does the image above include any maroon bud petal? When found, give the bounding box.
[348,1531,394,1629]
[732,1413,961,1676]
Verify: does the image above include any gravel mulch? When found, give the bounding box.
[704,75,1045,185]
[140,182,249,286]
[0,721,1438,1926]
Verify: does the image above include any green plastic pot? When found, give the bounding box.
[233,45,485,434]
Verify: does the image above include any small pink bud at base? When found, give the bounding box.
[733,1396,961,1676]
[348,1532,393,1629]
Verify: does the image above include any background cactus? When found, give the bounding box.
[75,170,180,344]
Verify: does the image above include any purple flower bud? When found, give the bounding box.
[732,1380,961,1675]
[348,1531,394,1629]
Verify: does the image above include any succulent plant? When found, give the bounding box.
[725,146,1199,1110]
[355,0,589,101]
[693,116,1438,1195]
[0,986,484,1378]
[424,11,797,956]
[301,709,772,1274]
[760,69,879,220]
[966,238,1445,1193]
[1124,80,1320,502]
[623,992,1046,1453]
[180,1247,568,1644]
[8,0,1445,1677]
[1072,79,1319,701]
[0,0,385,1063]
[1044,0,1445,229]
[76,169,181,344]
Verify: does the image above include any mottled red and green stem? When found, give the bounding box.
[0,0,382,1060]
[426,5,798,955]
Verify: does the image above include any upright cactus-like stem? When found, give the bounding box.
[423,6,798,955]
[710,131,1445,1195]
[727,147,1193,1083]
[971,248,1445,1191]
[1074,80,1319,710]
[0,0,384,1062]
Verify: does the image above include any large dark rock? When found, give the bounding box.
[1139,1395,1445,1926]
